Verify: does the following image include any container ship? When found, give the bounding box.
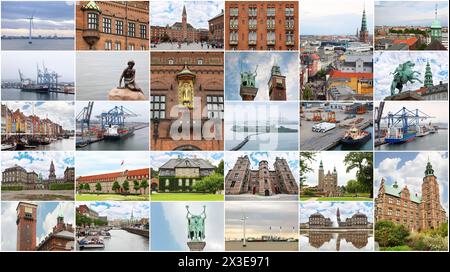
[341,126,371,146]
[384,127,416,144]
[104,125,135,139]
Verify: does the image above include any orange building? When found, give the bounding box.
[76,1,149,50]
[225,1,298,50]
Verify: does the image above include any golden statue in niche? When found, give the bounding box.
[178,80,194,108]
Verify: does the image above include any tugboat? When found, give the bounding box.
[104,125,135,140]
[341,126,371,146]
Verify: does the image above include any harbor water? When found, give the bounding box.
[78,229,149,251]
[34,138,75,151]
[1,39,74,50]
[2,88,74,101]
[78,127,149,151]
[377,129,448,151]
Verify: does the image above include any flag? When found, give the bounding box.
[121,160,124,166]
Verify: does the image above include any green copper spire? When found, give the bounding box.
[360,7,367,32]
[424,61,433,87]
[319,160,323,169]
[425,158,435,177]
[430,3,442,41]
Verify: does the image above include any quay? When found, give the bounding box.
[229,132,261,151]
[122,227,149,238]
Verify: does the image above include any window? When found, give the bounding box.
[267,7,275,17]
[230,18,238,29]
[248,19,257,29]
[234,173,239,178]
[168,59,174,65]
[397,199,401,205]
[206,96,224,119]
[230,31,238,42]
[165,179,169,186]
[151,95,166,119]
[178,179,183,186]
[285,7,294,17]
[197,58,203,65]
[229,7,239,17]
[103,17,112,33]
[128,22,136,37]
[104,40,112,50]
[87,13,98,30]
[267,18,275,29]
[248,31,257,43]
[230,181,236,187]
[116,20,124,35]
[128,44,135,50]
[248,7,257,17]
[140,24,147,39]
[267,32,275,43]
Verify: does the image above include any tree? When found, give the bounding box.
[112,181,121,193]
[344,152,373,197]
[140,179,149,195]
[122,180,130,193]
[215,160,224,175]
[300,152,316,188]
[193,173,224,194]
[95,182,102,194]
[303,86,313,100]
[78,183,84,192]
[345,179,362,194]
[375,220,409,247]
[84,183,91,192]
[133,180,140,194]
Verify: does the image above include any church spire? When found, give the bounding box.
[424,60,433,87]
[360,5,367,32]
[182,5,187,17]
[425,158,435,177]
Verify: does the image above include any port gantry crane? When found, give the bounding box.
[76,101,94,137]
[374,101,385,141]
[382,106,434,137]
[98,105,138,129]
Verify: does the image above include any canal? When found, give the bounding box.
[78,229,149,251]
[30,138,74,151]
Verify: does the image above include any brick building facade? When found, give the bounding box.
[36,216,75,251]
[225,155,298,196]
[150,52,224,151]
[225,1,298,50]
[208,10,224,47]
[76,1,149,50]
[375,161,447,232]
[16,202,37,251]
[317,160,340,197]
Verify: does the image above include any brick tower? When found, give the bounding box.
[273,157,298,194]
[16,202,38,251]
[420,159,446,230]
[268,63,286,100]
[225,155,250,194]
[48,160,56,182]
[258,160,272,196]
[182,5,187,42]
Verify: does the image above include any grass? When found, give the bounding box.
[318,197,373,201]
[76,194,149,201]
[300,196,314,201]
[380,245,412,251]
[151,193,224,201]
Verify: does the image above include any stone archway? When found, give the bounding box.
[265,189,270,196]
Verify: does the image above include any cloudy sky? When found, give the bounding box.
[3,101,74,130]
[77,202,149,221]
[151,1,223,29]
[1,51,75,82]
[225,52,299,101]
[375,151,448,213]
[2,151,74,178]
[376,101,449,124]
[301,0,374,35]
[374,51,448,100]
[225,202,298,239]
[299,201,373,227]
[150,151,223,169]
[375,1,448,27]
[301,151,365,187]
[76,151,149,177]
[225,101,299,123]
[1,201,74,251]
[224,151,299,183]
[151,202,224,251]
[1,1,74,37]
[75,101,149,123]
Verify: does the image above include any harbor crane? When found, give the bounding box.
[76,101,94,135]
[98,106,138,129]
[374,101,385,140]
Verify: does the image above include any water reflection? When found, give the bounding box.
[300,230,373,251]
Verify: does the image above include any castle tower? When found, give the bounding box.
[424,61,433,88]
[318,160,324,190]
[49,160,56,182]
[182,5,187,41]
[273,157,298,194]
[268,61,287,101]
[258,160,272,196]
[430,4,442,42]
[333,166,338,188]
[420,159,446,230]
[225,155,251,194]
[16,202,38,251]
[359,5,369,43]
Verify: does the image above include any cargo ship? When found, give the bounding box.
[384,127,416,144]
[341,126,371,146]
[21,85,49,93]
[104,125,135,139]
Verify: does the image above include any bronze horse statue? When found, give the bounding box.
[390,61,422,96]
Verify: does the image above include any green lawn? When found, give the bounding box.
[151,193,224,201]
[318,197,372,201]
[300,196,313,201]
[76,194,150,201]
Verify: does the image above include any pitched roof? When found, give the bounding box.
[77,168,149,183]
[329,70,373,79]
[384,183,421,203]
[393,37,418,46]
[159,158,215,170]
[426,39,447,50]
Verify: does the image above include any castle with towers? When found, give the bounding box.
[318,160,341,197]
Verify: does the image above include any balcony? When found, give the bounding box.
[82,29,100,48]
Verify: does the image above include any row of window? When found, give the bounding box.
[87,13,147,39]
[150,95,224,119]
[229,7,296,17]
[103,40,146,50]
[230,31,295,43]
[229,19,295,28]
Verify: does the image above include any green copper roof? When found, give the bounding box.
[177,64,196,77]
[431,4,442,29]
[424,61,433,87]
[82,1,101,12]
[360,9,367,32]
[384,181,421,204]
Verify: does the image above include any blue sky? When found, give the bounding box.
[1,201,74,251]
[225,52,299,101]
[151,202,224,251]
[301,0,374,35]
[1,1,74,37]
[151,1,223,29]
[374,51,448,100]
[376,101,449,124]
[299,202,373,227]
[375,151,448,213]
[150,151,223,169]
[76,151,149,176]
[224,151,299,183]
[2,151,74,178]
[2,101,74,130]
[375,1,448,27]
[77,202,149,221]
[76,101,149,123]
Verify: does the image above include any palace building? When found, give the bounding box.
[2,161,74,190]
[157,157,216,192]
[150,52,224,151]
[317,160,341,197]
[76,168,149,194]
[76,1,149,50]
[337,208,370,228]
[225,155,298,196]
[308,212,332,228]
[225,1,298,50]
[375,160,447,232]
[36,216,75,251]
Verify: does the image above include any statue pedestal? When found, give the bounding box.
[240,86,258,101]
[187,241,206,251]
[385,91,422,101]
[108,88,146,101]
